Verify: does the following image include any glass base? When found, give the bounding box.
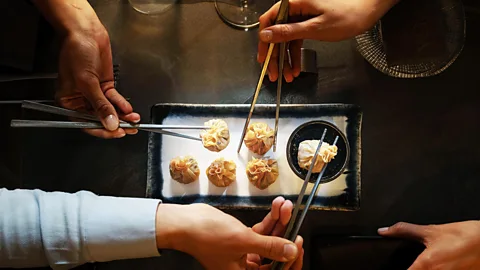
[129,0,175,15]
[215,0,274,30]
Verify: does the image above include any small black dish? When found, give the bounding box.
[286,120,350,184]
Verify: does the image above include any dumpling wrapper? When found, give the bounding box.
[206,158,236,187]
[297,140,338,173]
[246,158,279,190]
[169,155,200,184]
[244,122,274,155]
[200,119,230,152]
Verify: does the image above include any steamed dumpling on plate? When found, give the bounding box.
[246,158,279,190]
[244,122,274,155]
[200,119,230,152]
[169,155,200,184]
[206,158,236,187]
[297,140,338,173]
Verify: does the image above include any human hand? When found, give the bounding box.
[378,221,480,269]
[155,201,300,270]
[257,0,399,82]
[247,196,304,270]
[33,0,140,139]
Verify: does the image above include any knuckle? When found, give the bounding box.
[95,99,112,114]
[390,222,408,232]
[77,71,99,86]
[280,24,293,37]
[263,239,275,257]
[416,255,435,269]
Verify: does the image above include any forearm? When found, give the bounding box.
[0,188,161,269]
[374,0,400,17]
[31,0,103,36]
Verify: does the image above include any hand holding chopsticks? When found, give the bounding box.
[238,0,290,153]
[271,128,339,270]
[11,101,206,142]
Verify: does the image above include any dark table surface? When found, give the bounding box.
[1,0,480,269]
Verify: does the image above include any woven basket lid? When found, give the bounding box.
[355,0,465,78]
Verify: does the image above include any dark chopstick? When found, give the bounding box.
[271,134,340,270]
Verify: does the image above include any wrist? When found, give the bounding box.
[155,203,187,251]
[32,0,104,37]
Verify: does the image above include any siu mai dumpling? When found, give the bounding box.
[244,122,274,155]
[169,156,200,184]
[246,158,279,190]
[200,119,230,152]
[297,140,338,173]
[206,158,236,187]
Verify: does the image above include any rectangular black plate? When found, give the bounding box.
[146,104,362,211]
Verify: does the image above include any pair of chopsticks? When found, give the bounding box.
[237,0,290,153]
[10,101,205,141]
[271,128,339,270]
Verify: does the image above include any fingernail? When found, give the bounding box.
[283,243,298,260]
[260,30,273,42]
[128,130,139,135]
[378,227,389,233]
[104,114,119,131]
[115,132,126,139]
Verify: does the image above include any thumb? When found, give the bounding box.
[82,78,119,131]
[247,233,298,262]
[259,21,312,43]
[378,222,430,243]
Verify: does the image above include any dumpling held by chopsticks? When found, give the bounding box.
[200,119,230,152]
[244,122,274,155]
[169,155,200,184]
[297,140,338,173]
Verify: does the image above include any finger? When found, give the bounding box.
[283,236,303,270]
[103,85,138,119]
[252,197,284,235]
[281,48,294,83]
[120,112,141,124]
[279,200,293,226]
[77,73,119,131]
[259,19,318,44]
[289,40,303,78]
[124,128,138,135]
[247,253,262,265]
[247,233,298,262]
[258,2,281,64]
[83,127,126,139]
[272,200,293,236]
[247,261,261,270]
[267,55,279,82]
[291,248,304,270]
[271,196,285,220]
[119,112,140,135]
[378,222,430,243]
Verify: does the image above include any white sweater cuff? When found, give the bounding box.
[81,193,161,262]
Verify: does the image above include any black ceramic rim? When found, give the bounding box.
[286,120,350,184]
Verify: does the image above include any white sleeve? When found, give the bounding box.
[0,188,161,270]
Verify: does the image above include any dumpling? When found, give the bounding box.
[206,158,236,187]
[297,140,338,173]
[200,119,230,152]
[169,156,200,184]
[246,158,279,190]
[244,122,274,155]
